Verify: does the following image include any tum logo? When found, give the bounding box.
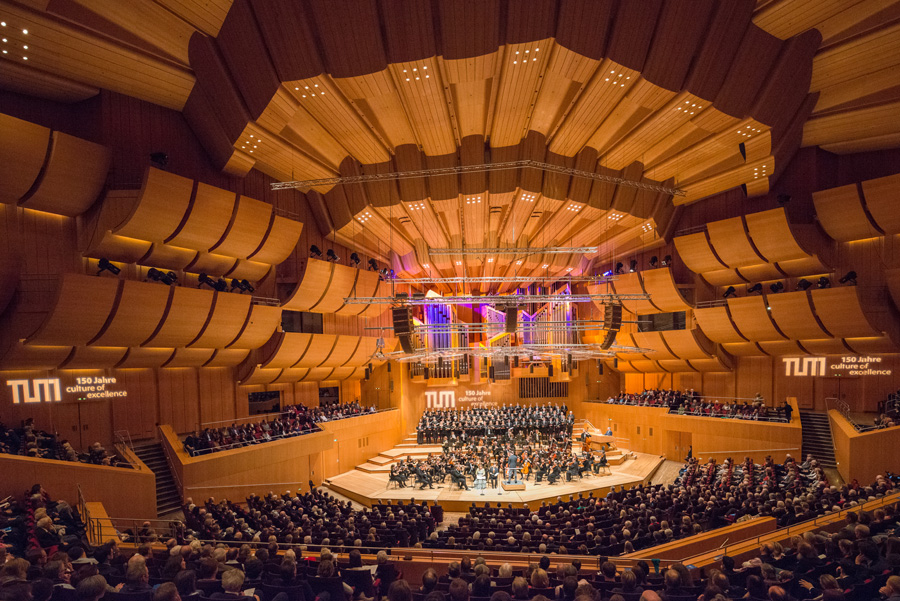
[6,379,62,404]
[425,390,456,409]
[783,357,827,376]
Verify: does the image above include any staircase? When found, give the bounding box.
[131,441,182,516]
[799,412,836,467]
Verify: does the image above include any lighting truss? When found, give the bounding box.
[379,343,651,363]
[343,293,650,305]
[271,159,686,197]
[393,275,616,285]
[366,320,637,334]
[427,246,598,256]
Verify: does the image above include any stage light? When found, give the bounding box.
[662,255,672,266]
[349,253,361,266]
[230,278,254,294]
[148,268,177,285]
[796,279,812,291]
[309,245,323,258]
[629,260,638,272]
[817,276,831,289]
[198,273,216,290]
[747,283,763,294]
[839,271,857,285]
[649,256,659,268]
[614,262,624,274]
[769,282,784,294]
[723,286,737,299]
[96,258,120,276]
[368,258,378,271]
[326,249,339,262]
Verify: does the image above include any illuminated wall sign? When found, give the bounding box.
[425,389,494,409]
[67,376,128,399]
[7,379,62,404]
[783,356,892,377]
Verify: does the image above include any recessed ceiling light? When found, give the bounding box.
[22,29,27,34]
[22,56,27,59]
[23,45,27,49]
[0,22,5,26]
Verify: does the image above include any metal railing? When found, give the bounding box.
[159,435,184,499]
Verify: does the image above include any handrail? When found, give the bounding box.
[200,409,294,429]
[160,434,184,499]
[184,427,323,455]
[184,482,309,491]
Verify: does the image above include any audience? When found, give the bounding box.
[603,390,791,422]
[0,418,123,466]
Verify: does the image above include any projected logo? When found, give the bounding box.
[425,390,456,409]
[6,379,62,404]
[782,357,826,376]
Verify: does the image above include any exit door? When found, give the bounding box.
[817,377,859,412]
[46,401,112,450]
[665,431,692,461]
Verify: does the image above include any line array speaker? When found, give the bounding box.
[600,303,623,350]
[392,295,414,353]
[505,307,518,333]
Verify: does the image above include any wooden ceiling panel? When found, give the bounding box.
[157,0,232,37]
[606,0,664,71]
[674,232,727,273]
[715,26,783,120]
[226,303,281,349]
[767,290,832,339]
[305,0,386,77]
[142,286,215,348]
[89,280,172,347]
[114,167,193,242]
[811,287,882,338]
[812,183,881,241]
[209,195,273,259]
[861,172,900,235]
[726,295,786,341]
[390,58,457,155]
[249,0,323,81]
[643,0,716,91]
[28,274,120,346]
[693,305,747,343]
[0,113,50,205]
[188,291,251,348]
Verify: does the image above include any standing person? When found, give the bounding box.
[686,445,693,461]
[782,400,794,423]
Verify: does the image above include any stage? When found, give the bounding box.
[323,449,665,512]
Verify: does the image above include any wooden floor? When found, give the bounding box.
[325,451,665,512]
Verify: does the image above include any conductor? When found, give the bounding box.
[506,450,519,483]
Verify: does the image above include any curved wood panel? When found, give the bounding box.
[722,342,764,356]
[702,269,746,286]
[757,340,806,356]
[745,208,811,262]
[321,335,362,367]
[60,346,128,369]
[85,231,153,264]
[143,286,215,347]
[707,216,765,268]
[295,334,337,367]
[227,260,272,282]
[607,359,641,373]
[335,269,381,316]
[90,280,171,347]
[639,268,692,312]
[887,268,900,312]
[608,273,658,314]
[735,263,784,282]
[271,367,309,384]
[117,347,176,368]
[311,263,359,313]
[140,243,198,270]
[693,305,746,343]
[20,132,111,217]
[226,304,282,349]
[166,182,237,251]
[327,366,358,381]
[210,195,273,259]
[767,291,832,339]
[612,332,646,361]
[775,256,829,276]
[812,183,880,242]
[262,332,314,368]
[358,277,391,317]
[188,252,239,277]
[844,336,898,353]
[0,253,21,317]
[0,342,72,370]
[686,358,731,372]
[165,348,216,367]
[301,367,336,382]
[632,331,679,360]
[661,330,713,360]
[283,259,333,311]
[247,215,303,264]
[655,360,697,373]
[0,113,51,204]
[28,274,120,345]
[811,287,881,338]
[861,173,900,235]
[727,296,786,341]
[800,338,851,355]
[114,167,194,242]
[189,293,252,348]
[345,336,382,366]
[199,349,246,367]
[674,232,727,273]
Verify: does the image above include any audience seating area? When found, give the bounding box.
[182,401,377,456]
[0,419,126,467]
[605,390,792,422]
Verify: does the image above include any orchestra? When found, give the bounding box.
[386,403,608,492]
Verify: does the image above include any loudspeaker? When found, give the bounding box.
[392,298,414,353]
[613,358,619,369]
[600,303,623,350]
[548,364,554,377]
[424,367,430,380]
[489,366,495,380]
[597,360,604,375]
[505,307,518,333]
[600,329,618,349]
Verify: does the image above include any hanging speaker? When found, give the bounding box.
[548,364,554,377]
[613,358,619,369]
[364,367,370,380]
[387,362,391,373]
[597,360,604,375]
[424,367,430,380]
[392,294,414,353]
[600,303,623,349]
[489,366,495,380]
[600,329,618,349]
[505,307,518,333]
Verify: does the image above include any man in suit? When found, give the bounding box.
[488,463,499,488]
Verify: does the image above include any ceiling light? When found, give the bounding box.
[542,264,549,269]
[22,29,27,34]
[0,22,5,26]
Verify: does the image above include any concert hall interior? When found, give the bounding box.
[5,0,900,598]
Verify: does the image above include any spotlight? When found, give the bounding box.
[325,249,339,262]
[96,258,120,276]
[148,268,177,285]
[747,283,763,294]
[796,279,812,291]
[241,279,254,293]
[629,260,638,272]
[198,273,216,290]
[662,255,672,266]
[817,277,831,289]
[349,253,361,267]
[149,152,168,167]
[230,279,254,294]
[649,256,659,268]
[839,271,857,285]
[723,286,737,299]
[769,282,784,294]
[368,258,378,271]
[615,262,624,275]
[309,245,323,258]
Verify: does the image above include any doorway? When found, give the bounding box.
[817,377,860,413]
[664,430,692,461]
